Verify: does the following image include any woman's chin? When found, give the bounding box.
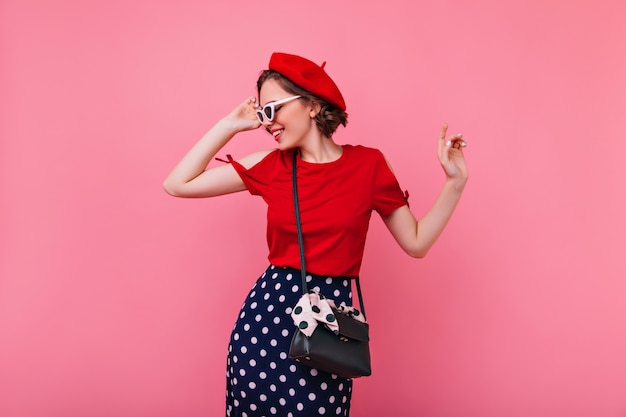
[277,141,294,151]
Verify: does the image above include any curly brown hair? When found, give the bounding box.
[256,70,348,138]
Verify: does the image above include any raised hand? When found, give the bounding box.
[437,123,469,185]
[223,96,262,132]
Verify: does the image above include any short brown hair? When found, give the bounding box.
[257,70,348,138]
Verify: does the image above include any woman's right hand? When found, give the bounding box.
[223,96,262,132]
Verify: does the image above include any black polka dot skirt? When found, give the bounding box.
[225,265,354,417]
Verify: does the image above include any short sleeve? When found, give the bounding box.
[226,150,283,196]
[371,150,409,216]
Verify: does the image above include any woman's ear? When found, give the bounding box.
[309,101,322,118]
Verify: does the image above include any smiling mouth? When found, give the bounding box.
[271,129,284,140]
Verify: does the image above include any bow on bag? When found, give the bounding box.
[291,290,366,337]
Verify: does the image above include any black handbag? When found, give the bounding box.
[287,151,372,379]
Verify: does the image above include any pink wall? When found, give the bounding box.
[2,1,625,416]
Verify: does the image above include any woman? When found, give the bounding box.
[163,52,468,417]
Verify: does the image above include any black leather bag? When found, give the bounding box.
[287,151,372,379]
[289,306,371,378]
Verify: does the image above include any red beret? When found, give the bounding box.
[268,52,346,111]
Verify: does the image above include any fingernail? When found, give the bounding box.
[457,133,463,137]
[462,141,467,147]
[445,140,451,146]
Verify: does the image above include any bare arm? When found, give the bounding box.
[383,124,469,258]
[163,97,270,198]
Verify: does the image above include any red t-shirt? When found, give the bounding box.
[229,145,408,277]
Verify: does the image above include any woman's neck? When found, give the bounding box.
[298,136,343,163]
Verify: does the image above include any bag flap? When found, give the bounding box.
[334,312,369,342]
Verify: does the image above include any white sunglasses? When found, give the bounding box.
[256,95,301,123]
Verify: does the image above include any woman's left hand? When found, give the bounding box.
[437,124,469,185]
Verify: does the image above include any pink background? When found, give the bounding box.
[2,1,625,416]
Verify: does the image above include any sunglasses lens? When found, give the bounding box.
[263,106,273,121]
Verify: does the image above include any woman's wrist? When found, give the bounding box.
[216,116,244,135]
[445,175,468,193]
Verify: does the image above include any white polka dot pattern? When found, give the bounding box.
[226,265,353,416]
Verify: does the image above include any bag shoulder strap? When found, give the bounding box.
[292,151,308,293]
[291,151,367,319]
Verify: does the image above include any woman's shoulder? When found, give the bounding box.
[235,148,279,170]
[343,144,387,161]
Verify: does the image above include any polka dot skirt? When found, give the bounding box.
[226,265,354,416]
